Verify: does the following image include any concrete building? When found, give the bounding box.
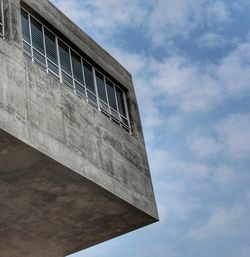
[0,0,158,256]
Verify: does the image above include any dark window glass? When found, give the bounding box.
[75,81,86,98]
[48,60,59,75]
[82,60,95,94]
[116,87,126,117]
[33,48,45,65]
[106,80,117,110]
[23,41,31,54]
[21,10,30,43]
[31,17,44,54]
[0,0,3,36]
[58,40,72,75]
[0,1,2,25]
[87,91,97,105]
[96,71,107,103]
[44,28,57,64]
[71,51,83,83]
[62,71,73,88]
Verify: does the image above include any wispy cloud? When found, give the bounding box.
[215,113,250,159]
[188,136,223,159]
[188,205,249,240]
[51,0,147,41]
[197,32,238,49]
[188,113,250,160]
[109,41,250,117]
[51,0,233,47]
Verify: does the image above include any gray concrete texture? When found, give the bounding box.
[0,0,158,256]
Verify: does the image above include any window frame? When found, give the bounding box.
[20,7,131,133]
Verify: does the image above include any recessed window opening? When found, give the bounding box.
[0,0,4,38]
[20,8,130,132]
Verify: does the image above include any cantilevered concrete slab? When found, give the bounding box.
[0,129,155,257]
[0,0,158,256]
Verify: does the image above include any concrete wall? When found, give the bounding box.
[0,0,158,226]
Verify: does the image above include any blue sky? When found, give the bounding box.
[51,1,250,257]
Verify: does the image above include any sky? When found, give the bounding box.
[50,1,250,257]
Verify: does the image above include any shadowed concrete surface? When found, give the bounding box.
[0,129,156,257]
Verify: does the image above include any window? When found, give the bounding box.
[44,28,59,78]
[116,87,128,127]
[0,0,4,37]
[71,50,85,98]
[30,16,46,69]
[95,71,129,127]
[82,60,97,105]
[58,39,73,89]
[21,9,31,54]
[20,8,130,132]
[96,71,109,113]
[106,80,120,122]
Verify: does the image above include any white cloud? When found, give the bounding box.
[188,113,250,160]
[51,0,147,41]
[188,136,223,159]
[149,56,222,112]
[215,113,250,159]
[167,115,184,131]
[108,42,250,118]
[138,242,177,257]
[51,0,89,24]
[147,0,231,46]
[205,1,231,26]
[51,0,232,47]
[151,42,250,113]
[147,0,204,45]
[165,197,201,222]
[149,149,210,179]
[218,42,250,94]
[213,165,239,188]
[188,205,248,240]
[197,32,237,49]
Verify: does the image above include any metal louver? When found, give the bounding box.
[96,71,107,103]
[21,9,30,43]
[106,80,118,111]
[45,28,57,64]
[31,17,44,54]
[58,40,72,75]
[82,60,95,94]
[71,51,84,84]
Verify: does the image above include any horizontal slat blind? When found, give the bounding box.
[31,17,44,54]
[106,80,118,111]
[96,71,107,103]
[58,39,72,74]
[82,60,95,94]
[45,28,58,64]
[71,51,84,84]
[21,10,30,43]
[116,87,126,117]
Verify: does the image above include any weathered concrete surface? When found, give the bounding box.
[0,129,155,257]
[0,0,158,256]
